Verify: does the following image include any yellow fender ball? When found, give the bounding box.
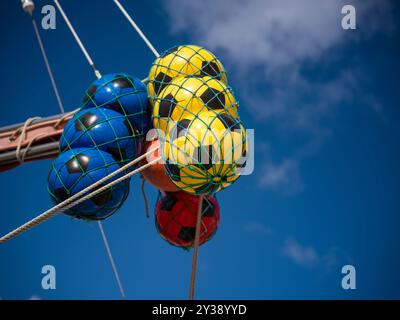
[163,111,247,195]
[152,76,239,133]
[148,45,228,103]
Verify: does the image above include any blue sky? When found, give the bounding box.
[0,0,399,299]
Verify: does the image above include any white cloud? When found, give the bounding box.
[282,238,319,267]
[282,238,352,270]
[244,222,272,236]
[167,0,341,67]
[166,0,394,65]
[258,158,303,194]
[162,0,394,132]
[163,0,395,196]
[322,246,353,273]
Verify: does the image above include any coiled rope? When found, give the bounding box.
[9,109,79,164]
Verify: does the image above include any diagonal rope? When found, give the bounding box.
[112,0,160,58]
[51,0,134,298]
[188,195,204,300]
[24,0,122,299]
[0,148,160,243]
[52,108,80,129]
[30,15,65,113]
[20,0,162,300]
[53,0,101,79]
[97,221,126,299]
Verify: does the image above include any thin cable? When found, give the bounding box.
[97,221,126,299]
[0,148,160,244]
[52,0,149,299]
[22,0,150,301]
[188,196,204,300]
[31,15,65,113]
[140,175,150,218]
[53,0,101,78]
[113,0,160,58]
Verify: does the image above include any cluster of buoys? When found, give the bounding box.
[148,45,247,247]
[46,45,247,248]
[47,74,149,220]
[148,45,247,196]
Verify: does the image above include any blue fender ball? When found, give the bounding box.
[47,148,130,220]
[82,73,152,137]
[60,107,141,164]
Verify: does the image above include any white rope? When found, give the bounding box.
[10,117,41,164]
[17,132,48,164]
[32,1,123,297]
[97,221,126,299]
[8,108,79,165]
[53,0,102,79]
[52,108,80,129]
[16,1,159,300]
[0,147,160,244]
[31,15,65,113]
[113,0,160,58]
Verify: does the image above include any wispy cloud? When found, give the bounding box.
[282,238,319,267]
[282,238,352,271]
[163,0,395,198]
[258,158,303,194]
[163,0,395,133]
[244,222,272,236]
[165,0,394,66]
[322,247,354,273]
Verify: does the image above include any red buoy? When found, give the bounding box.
[155,191,220,248]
